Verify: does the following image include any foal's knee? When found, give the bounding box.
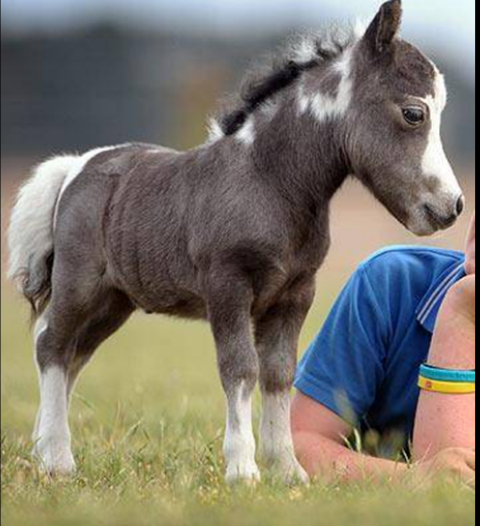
[218,353,259,395]
[260,351,297,394]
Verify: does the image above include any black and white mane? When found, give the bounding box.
[212,24,365,138]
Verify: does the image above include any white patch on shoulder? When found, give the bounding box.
[299,48,354,123]
[54,145,127,226]
[236,116,256,146]
[420,68,461,198]
[207,118,224,143]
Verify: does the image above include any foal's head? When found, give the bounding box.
[344,0,463,235]
[215,0,463,236]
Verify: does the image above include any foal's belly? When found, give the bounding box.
[147,293,207,320]
[113,258,291,323]
[108,270,208,320]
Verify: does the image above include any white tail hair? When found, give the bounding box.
[7,155,79,314]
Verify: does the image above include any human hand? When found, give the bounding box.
[411,448,476,490]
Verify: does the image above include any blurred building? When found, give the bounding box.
[1,22,476,169]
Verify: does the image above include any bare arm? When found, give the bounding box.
[292,390,476,488]
[292,277,476,486]
[413,276,476,460]
[291,393,409,483]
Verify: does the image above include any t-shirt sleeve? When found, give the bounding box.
[295,265,390,426]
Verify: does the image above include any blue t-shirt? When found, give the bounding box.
[295,246,466,442]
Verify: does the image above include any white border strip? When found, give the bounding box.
[418,263,465,324]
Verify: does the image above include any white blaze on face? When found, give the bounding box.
[421,68,462,199]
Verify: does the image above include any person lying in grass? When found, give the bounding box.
[292,213,476,488]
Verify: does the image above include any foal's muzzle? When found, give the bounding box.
[424,195,466,230]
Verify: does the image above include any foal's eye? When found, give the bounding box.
[402,107,426,127]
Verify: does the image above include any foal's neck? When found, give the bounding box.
[250,96,350,215]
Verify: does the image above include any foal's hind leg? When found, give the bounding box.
[33,286,133,475]
[67,291,134,399]
[255,277,315,484]
[33,305,82,475]
[32,250,108,475]
[203,268,260,484]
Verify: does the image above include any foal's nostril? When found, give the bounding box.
[456,195,466,217]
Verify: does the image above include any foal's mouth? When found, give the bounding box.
[424,204,460,231]
[389,205,438,237]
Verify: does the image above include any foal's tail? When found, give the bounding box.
[7,155,79,319]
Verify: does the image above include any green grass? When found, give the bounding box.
[1,289,475,526]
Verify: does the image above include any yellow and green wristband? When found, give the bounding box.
[419,365,476,395]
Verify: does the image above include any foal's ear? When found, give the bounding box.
[363,0,403,57]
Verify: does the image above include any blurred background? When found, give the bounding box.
[1,0,476,281]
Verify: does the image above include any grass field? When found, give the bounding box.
[1,287,476,526]
[1,167,476,525]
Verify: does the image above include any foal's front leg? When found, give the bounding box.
[255,278,315,484]
[205,273,260,484]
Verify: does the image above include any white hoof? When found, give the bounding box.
[33,439,77,476]
[263,452,310,485]
[225,460,261,485]
[280,459,310,485]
